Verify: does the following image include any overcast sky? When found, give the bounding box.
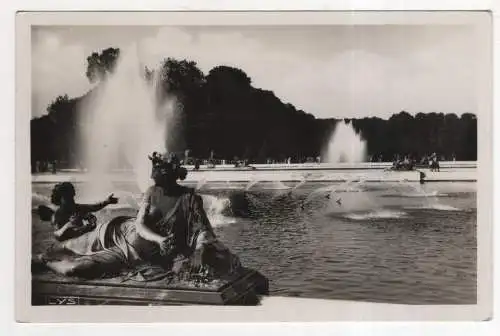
[32,25,480,119]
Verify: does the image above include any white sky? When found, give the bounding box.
[31,25,480,119]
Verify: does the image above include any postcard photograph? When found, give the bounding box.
[15,11,493,322]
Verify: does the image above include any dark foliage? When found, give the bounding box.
[85,48,120,83]
[31,47,477,169]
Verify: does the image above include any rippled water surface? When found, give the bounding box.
[32,180,477,304]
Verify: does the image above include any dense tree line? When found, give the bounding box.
[31,47,477,170]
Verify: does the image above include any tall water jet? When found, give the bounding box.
[323,120,367,163]
[79,43,174,196]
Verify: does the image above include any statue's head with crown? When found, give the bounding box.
[148,151,188,186]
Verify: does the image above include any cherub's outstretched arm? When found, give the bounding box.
[77,194,118,213]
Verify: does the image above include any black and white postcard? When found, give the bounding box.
[15,11,493,322]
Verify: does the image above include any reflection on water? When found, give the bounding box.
[31,181,477,304]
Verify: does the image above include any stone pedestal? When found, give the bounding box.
[32,268,269,306]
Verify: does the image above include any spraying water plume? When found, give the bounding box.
[323,120,367,163]
[78,44,175,197]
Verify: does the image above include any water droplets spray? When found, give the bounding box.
[78,44,175,197]
[323,120,367,163]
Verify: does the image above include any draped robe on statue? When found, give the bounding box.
[40,186,242,280]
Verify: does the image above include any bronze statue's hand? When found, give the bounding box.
[79,222,95,234]
[85,213,97,227]
[107,193,119,205]
[86,219,97,231]
[158,234,173,256]
[190,247,206,274]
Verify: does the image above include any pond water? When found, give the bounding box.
[32,180,476,304]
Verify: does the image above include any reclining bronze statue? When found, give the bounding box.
[32,152,268,305]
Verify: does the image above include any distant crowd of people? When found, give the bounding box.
[184,154,322,170]
[387,152,444,172]
[32,151,457,174]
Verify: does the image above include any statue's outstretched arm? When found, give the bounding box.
[77,201,108,213]
[77,193,118,213]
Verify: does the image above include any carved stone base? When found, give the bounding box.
[32,268,269,306]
